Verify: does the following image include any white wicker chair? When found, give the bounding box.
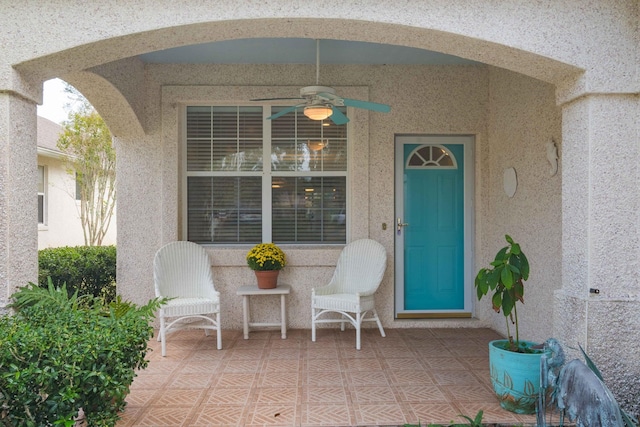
[311,238,387,350]
[154,241,221,356]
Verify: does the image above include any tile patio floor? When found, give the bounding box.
[117,327,544,427]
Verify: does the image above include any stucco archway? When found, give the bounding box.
[16,16,582,81]
[15,17,582,139]
[62,68,146,138]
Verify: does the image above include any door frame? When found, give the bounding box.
[394,134,475,318]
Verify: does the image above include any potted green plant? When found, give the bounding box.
[475,234,548,414]
[246,243,286,289]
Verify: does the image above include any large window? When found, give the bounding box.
[185,106,348,244]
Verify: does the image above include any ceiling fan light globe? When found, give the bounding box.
[304,105,333,121]
[307,140,327,151]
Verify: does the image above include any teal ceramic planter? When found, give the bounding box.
[489,339,549,414]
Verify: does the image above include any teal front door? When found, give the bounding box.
[395,135,474,317]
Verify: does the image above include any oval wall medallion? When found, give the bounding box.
[503,167,517,198]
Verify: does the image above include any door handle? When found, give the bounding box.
[397,217,409,232]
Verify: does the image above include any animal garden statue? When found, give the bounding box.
[537,339,637,427]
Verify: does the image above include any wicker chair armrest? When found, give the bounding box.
[357,289,376,297]
[312,284,339,296]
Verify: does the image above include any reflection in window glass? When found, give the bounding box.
[271,109,347,173]
[272,177,346,243]
[439,151,453,166]
[186,106,263,172]
[187,176,262,243]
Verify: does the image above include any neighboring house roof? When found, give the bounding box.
[37,116,66,159]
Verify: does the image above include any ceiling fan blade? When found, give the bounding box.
[251,97,304,101]
[267,104,301,120]
[341,98,391,113]
[329,106,349,125]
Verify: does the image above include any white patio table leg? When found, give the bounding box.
[280,293,287,339]
[242,294,250,339]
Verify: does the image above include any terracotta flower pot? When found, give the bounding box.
[254,270,279,289]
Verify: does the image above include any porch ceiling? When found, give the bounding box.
[139,38,478,65]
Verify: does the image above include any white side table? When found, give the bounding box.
[236,284,291,339]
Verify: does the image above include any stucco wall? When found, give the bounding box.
[115,62,561,336]
[557,92,640,416]
[479,68,563,343]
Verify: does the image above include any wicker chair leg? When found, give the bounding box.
[311,306,317,342]
[216,312,222,349]
[356,312,363,350]
[373,309,386,337]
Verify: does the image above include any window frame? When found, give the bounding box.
[182,104,350,245]
[163,85,372,246]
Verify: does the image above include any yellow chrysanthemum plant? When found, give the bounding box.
[246,243,286,271]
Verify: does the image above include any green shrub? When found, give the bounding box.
[38,246,116,303]
[0,281,163,427]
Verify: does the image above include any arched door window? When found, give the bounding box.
[405,144,457,169]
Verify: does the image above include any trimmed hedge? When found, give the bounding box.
[0,282,162,426]
[38,246,116,302]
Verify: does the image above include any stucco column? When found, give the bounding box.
[556,93,640,412]
[114,134,164,306]
[0,92,39,314]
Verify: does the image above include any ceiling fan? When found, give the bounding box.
[251,40,391,125]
